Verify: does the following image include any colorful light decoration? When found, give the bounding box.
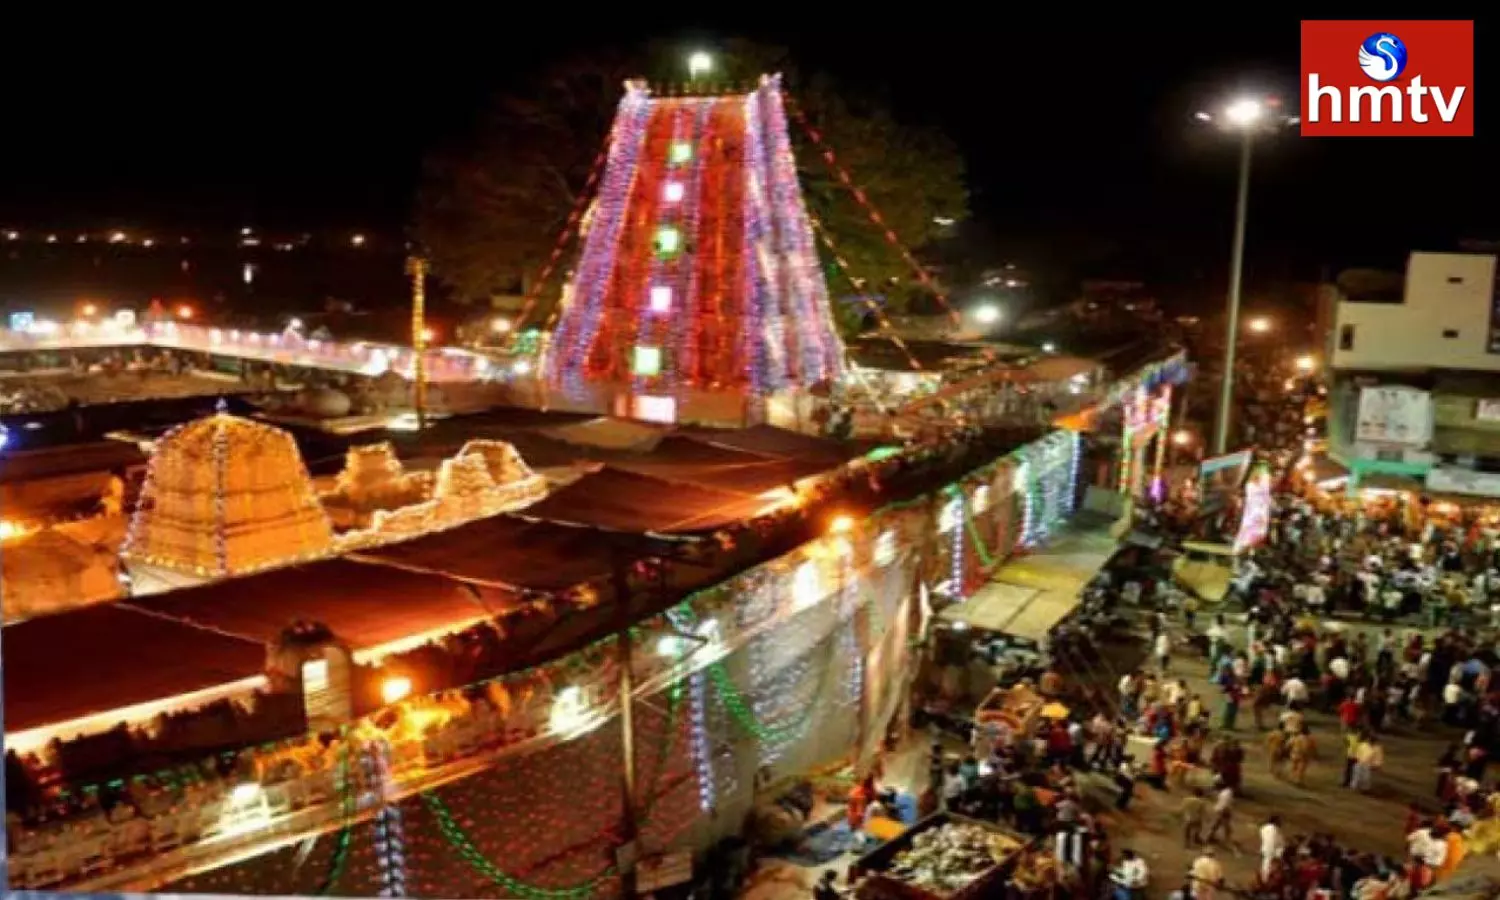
[542,77,845,400]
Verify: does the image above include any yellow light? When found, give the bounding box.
[829,514,855,535]
[491,316,512,334]
[81,303,98,317]
[176,304,194,320]
[1247,316,1272,334]
[351,234,366,247]
[1172,429,1192,446]
[1295,355,1316,372]
[422,327,436,343]
[381,675,412,704]
[0,520,30,542]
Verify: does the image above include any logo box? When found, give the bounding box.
[1301,20,1474,137]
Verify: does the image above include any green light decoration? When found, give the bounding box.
[654,225,681,256]
[633,345,662,377]
[961,496,998,569]
[420,679,685,900]
[669,141,693,164]
[316,735,358,896]
[424,792,615,900]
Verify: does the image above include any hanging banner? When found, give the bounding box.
[1198,450,1253,516]
[1355,385,1432,447]
[1234,467,1273,552]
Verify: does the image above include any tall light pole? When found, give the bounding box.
[1196,96,1297,455]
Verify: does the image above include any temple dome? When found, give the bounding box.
[122,412,335,578]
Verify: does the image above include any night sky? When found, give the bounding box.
[3,20,1493,290]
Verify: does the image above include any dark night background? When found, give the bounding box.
[1,19,1493,314]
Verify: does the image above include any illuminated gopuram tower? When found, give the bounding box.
[543,75,846,425]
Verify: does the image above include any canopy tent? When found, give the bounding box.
[939,525,1117,642]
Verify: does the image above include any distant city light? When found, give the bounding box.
[1247,316,1272,334]
[972,304,1001,326]
[141,238,154,248]
[109,231,127,244]
[176,304,195,320]
[3,230,17,241]
[1041,342,1057,353]
[241,227,253,236]
[243,263,255,285]
[350,234,366,247]
[80,303,97,317]
[45,235,57,243]
[933,216,955,227]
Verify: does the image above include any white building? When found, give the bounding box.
[1326,251,1500,499]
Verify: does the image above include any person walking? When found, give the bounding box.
[1205,782,1235,847]
[1156,631,1173,673]
[1287,725,1317,786]
[1352,734,1384,792]
[1181,787,1208,847]
[1259,815,1285,879]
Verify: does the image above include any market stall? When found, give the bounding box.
[849,813,1056,900]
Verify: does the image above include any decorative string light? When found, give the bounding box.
[688,671,715,812]
[785,97,964,328]
[511,142,612,333]
[548,84,652,396]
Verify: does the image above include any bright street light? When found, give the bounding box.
[687,51,713,78]
[1195,94,1298,455]
[491,316,512,334]
[972,304,1001,326]
[1172,429,1194,447]
[1225,98,1264,127]
[1247,317,1272,334]
[1295,355,1317,372]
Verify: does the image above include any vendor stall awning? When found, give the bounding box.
[940,524,1117,642]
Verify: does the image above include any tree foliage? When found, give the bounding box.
[416,40,968,322]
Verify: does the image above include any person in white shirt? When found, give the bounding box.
[1155,632,1173,673]
[1282,676,1309,709]
[1259,815,1285,878]
[1112,849,1149,898]
[1329,657,1351,681]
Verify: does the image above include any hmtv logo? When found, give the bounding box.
[1301,20,1474,136]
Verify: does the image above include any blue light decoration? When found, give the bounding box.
[546,84,653,396]
[741,86,778,392]
[370,740,408,898]
[688,670,716,812]
[761,76,844,385]
[8,311,34,332]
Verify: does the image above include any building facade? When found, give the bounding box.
[1327,251,1500,499]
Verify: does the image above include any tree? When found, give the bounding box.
[416,40,968,326]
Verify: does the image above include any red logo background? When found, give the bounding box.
[1300,20,1474,137]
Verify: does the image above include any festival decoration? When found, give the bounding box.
[122,408,336,578]
[1234,464,1273,552]
[544,76,845,401]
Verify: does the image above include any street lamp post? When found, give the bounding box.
[1196,97,1298,456]
[1216,128,1253,456]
